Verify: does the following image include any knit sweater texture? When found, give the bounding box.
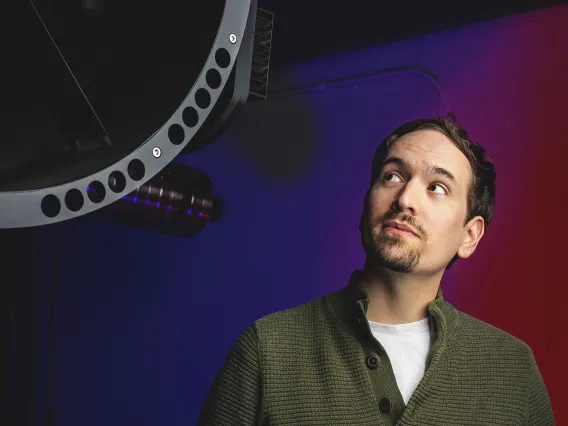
[198,273,555,425]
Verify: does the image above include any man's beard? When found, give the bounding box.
[365,215,424,273]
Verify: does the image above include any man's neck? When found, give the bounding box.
[360,264,443,325]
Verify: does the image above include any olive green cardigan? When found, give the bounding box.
[198,274,555,425]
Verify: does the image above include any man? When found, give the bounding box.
[198,115,555,425]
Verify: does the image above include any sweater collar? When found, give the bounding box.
[324,269,460,367]
[345,270,445,317]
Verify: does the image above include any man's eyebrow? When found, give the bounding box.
[427,165,456,183]
[383,157,457,183]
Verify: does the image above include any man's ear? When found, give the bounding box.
[457,216,485,260]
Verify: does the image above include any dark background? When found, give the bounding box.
[260,0,568,67]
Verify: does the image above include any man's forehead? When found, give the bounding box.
[385,130,472,183]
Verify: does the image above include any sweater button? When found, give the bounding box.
[366,354,380,369]
[379,397,392,413]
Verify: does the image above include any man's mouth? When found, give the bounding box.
[383,221,418,237]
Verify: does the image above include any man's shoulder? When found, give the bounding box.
[241,291,348,355]
[455,307,532,356]
[253,293,330,331]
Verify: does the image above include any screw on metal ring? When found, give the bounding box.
[152,147,162,158]
[229,33,237,44]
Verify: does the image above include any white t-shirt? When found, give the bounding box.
[368,317,431,404]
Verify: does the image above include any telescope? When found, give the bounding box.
[3,0,273,235]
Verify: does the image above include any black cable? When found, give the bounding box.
[26,0,108,137]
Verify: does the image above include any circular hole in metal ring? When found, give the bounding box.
[108,171,127,193]
[41,194,61,218]
[206,68,222,89]
[87,181,106,203]
[65,188,84,212]
[195,88,211,109]
[127,159,145,181]
[168,123,185,145]
[215,48,231,68]
[182,107,199,128]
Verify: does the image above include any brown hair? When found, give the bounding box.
[369,113,497,269]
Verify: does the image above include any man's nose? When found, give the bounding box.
[392,180,420,216]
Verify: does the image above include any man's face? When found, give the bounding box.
[362,129,484,274]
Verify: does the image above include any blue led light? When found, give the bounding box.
[106,191,200,215]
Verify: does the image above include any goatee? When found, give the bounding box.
[364,212,425,273]
[369,230,421,273]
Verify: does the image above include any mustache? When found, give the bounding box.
[372,212,425,237]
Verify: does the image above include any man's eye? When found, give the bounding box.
[383,173,402,183]
[429,183,448,195]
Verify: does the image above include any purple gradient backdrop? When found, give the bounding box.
[39,5,567,425]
